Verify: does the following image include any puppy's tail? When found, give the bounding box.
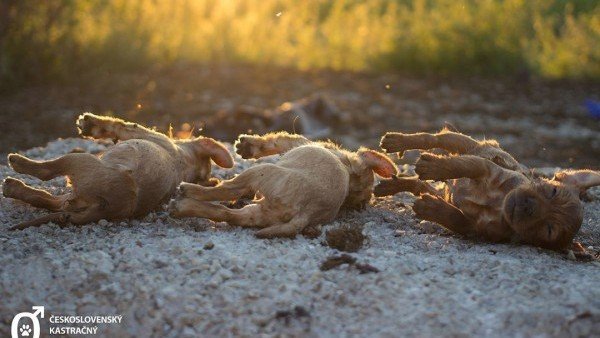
[9,212,69,230]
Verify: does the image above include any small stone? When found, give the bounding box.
[395,230,406,237]
[204,242,215,250]
[181,327,196,337]
[153,259,169,268]
[219,269,233,280]
[98,219,109,226]
[419,220,444,234]
[566,250,576,261]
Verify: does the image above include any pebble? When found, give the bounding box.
[419,220,444,234]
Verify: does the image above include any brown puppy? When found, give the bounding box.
[3,113,233,230]
[169,132,397,238]
[376,129,600,250]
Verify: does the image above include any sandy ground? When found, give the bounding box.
[1,138,599,337]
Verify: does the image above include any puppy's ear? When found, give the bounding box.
[198,138,234,168]
[553,170,600,191]
[358,149,398,178]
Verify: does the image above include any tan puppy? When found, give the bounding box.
[169,132,397,238]
[376,129,600,250]
[3,113,233,230]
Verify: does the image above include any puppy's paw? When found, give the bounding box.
[167,198,183,218]
[373,177,400,197]
[199,178,220,187]
[380,133,407,154]
[176,183,188,198]
[234,135,264,159]
[177,182,206,199]
[415,153,444,180]
[2,177,26,198]
[7,153,28,173]
[77,113,123,139]
[412,194,445,219]
[301,225,322,239]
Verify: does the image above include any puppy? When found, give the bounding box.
[376,129,600,250]
[169,132,397,238]
[3,113,233,230]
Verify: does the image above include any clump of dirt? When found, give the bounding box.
[320,254,356,271]
[566,242,597,262]
[325,223,366,252]
[320,254,379,274]
[274,305,311,326]
[355,262,380,274]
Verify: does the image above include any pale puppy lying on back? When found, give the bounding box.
[169,132,397,238]
[3,113,233,230]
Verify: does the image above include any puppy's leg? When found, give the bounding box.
[381,130,478,154]
[255,216,310,239]
[66,204,106,225]
[179,172,257,202]
[77,113,172,148]
[3,177,68,211]
[169,199,271,227]
[415,153,497,181]
[7,153,102,181]
[10,202,106,230]
[413,194,473,236]
[374,176,439,197]
[234,132,311,159]
[179,162,280,201]
[179,182,250,202]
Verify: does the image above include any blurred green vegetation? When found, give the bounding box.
[1,0,599,90]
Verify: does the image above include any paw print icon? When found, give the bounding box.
[11,306,44,338]
[20,324,32,336]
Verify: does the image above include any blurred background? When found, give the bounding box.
[0,0,599,168]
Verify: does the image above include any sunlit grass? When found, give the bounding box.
[1,0,598,89]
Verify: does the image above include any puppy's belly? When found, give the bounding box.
[102,140,181,216]
[267,147,350,225]
[448,178,505,221]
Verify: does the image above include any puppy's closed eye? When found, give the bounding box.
[544,186,558,199]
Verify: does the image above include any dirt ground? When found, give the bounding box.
[1,64,599,337]
[0,139,599,337]
[1,63,599,169]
